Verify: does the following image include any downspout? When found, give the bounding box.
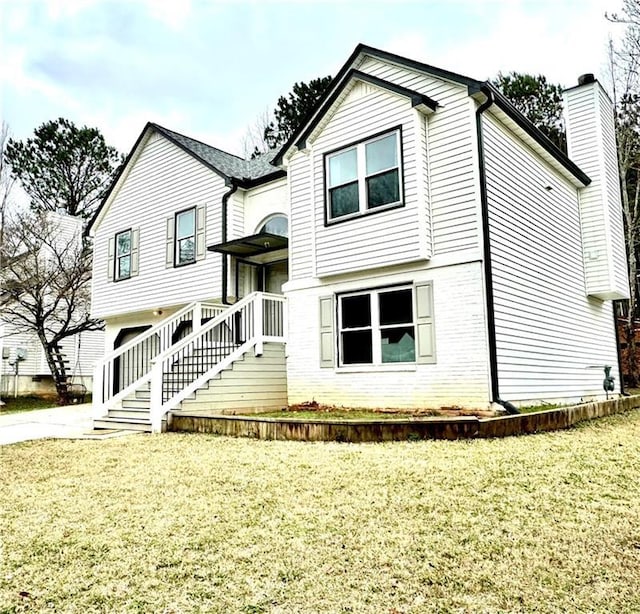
[475,87,519,415]
[221,180,239,305]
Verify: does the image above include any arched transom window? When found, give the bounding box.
[259,215,288,238]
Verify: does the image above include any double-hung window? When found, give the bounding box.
[175,208,196,266]
[326,129,402,222]
[109,228,138,281]
[115,229,132,280]
[339,286,416,365]
[165,205,205,268]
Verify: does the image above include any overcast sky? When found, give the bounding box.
[0,0,625,159]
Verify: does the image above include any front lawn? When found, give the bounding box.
[1,411,640,613]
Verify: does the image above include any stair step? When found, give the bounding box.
[135,389,151,400]
[94,418,151,432]
[108,408,150,419]
[121,398,150,410]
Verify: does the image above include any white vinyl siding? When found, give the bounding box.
[92,134,226,318]
[293,57,479,281]
[0,324,104,392]
[177,343,287,413]
[242,178,288,236]
[483,112,620,402]
[312,86,424,277]
[357,58,479,256]
[564,81,629,299]
[288,153,314,280]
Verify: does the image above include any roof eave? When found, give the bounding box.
[235,169,287,189]
[273,44,482,166]
[470,83,591,187]
[87,122,156,236]
[151,123,233,185]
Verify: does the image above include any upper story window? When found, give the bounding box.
[326,128,402,223]
[165,205,205,269]
[259,215,288,237]
[115,229,132,280]
[175,208,196,265]
[108,228,139,282]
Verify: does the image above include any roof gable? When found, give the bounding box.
[292,69,438,154]
[272,44,481,166]
[272,44,590,186]
[89,123,284,235]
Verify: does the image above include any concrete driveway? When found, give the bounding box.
[0,403,133,445]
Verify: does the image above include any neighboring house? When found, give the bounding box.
[0,323,103,398]
[89,44,629,432]
[0,212,104,399]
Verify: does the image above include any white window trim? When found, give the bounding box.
[325,128,403,224]
[175,207,196,266]
[338,285,415,366]
[115,229,132,281]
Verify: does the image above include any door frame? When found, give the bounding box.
[234,257,288,297]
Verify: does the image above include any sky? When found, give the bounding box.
[0,0,626,160]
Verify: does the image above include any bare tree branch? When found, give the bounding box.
[0,210,102,402]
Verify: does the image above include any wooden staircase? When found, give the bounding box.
[93,384,153,431]
[92,293,287,433]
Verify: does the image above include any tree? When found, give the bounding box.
[0,210,102,403]
[4,118,122,220]
[240,108,273,159]
[606,4,640,385]
[492,72,566,151]
[608,0,640,64]
[249,76,332,156]
[0,122,14,262]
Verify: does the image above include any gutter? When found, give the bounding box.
[475,87,519,415]
[221,180,239,305]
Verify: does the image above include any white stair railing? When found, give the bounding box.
[93,301,225,417]
[149,292,286,432]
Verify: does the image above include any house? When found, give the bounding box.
[88,44,629,432]
[0,212,104,399]
[0,322,103,399]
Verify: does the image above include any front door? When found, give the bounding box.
[264,260,288,294]
[236,259,288,299]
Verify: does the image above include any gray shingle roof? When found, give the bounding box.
[152,124,282,183]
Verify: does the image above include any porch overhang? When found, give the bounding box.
[208,232,288,259]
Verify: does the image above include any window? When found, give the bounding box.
[326,129,402,222]
[339,287,416,365]
[115,230,132,280]
[165,205,205,268]
[259,215,288,237]
[175,208,196,265]
[109,228,139,281]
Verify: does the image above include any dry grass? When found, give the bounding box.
[2,412,640,613]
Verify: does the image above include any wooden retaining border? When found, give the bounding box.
[167,395,640,442]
